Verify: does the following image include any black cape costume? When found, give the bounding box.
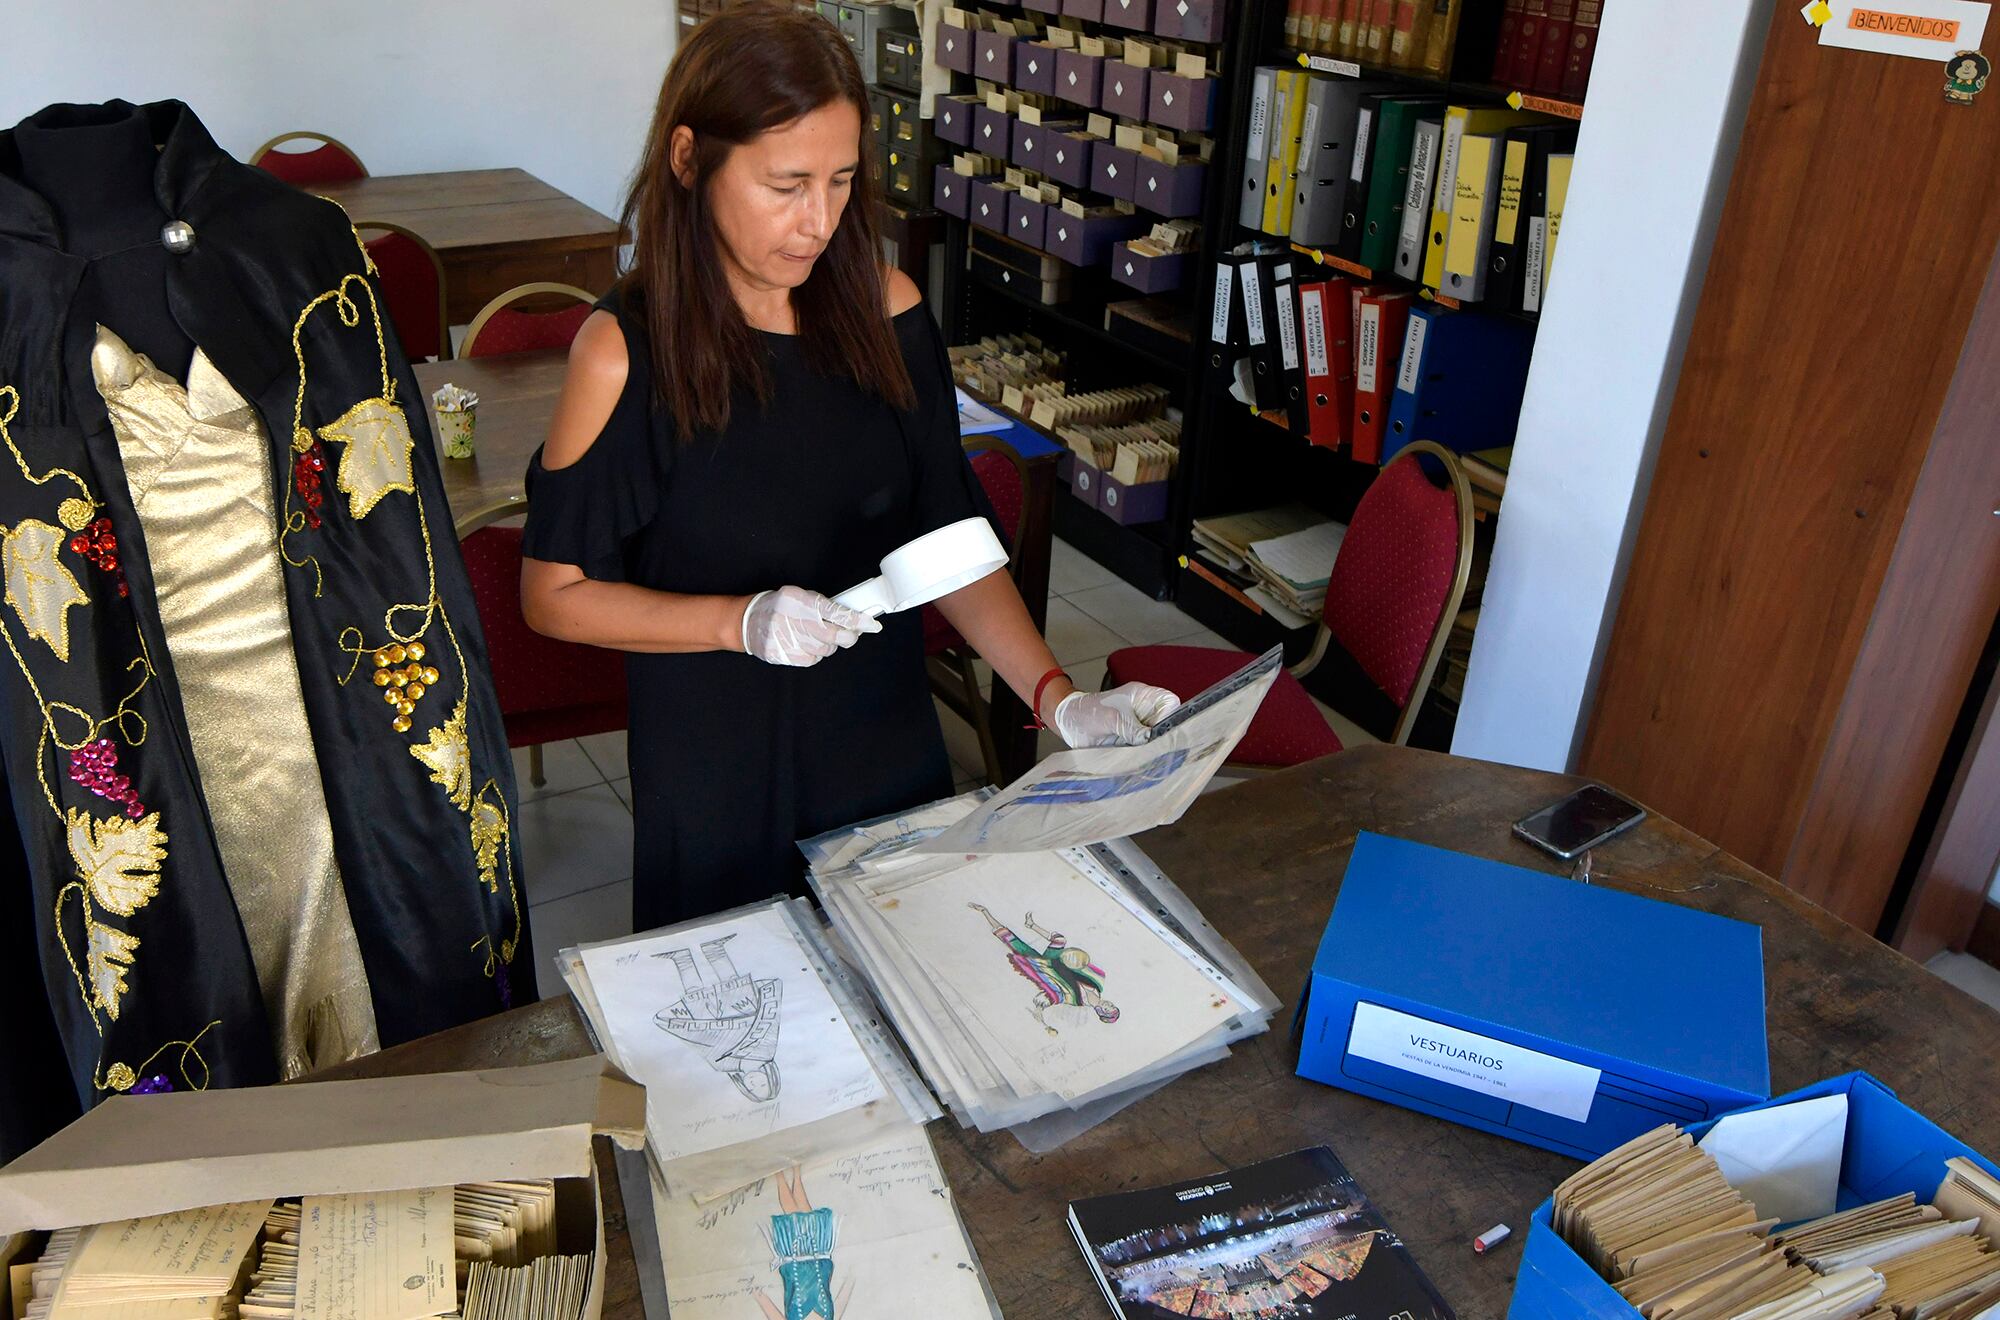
[0,100,531,1160]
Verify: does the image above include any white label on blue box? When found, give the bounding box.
[1346,1002,1602,1123]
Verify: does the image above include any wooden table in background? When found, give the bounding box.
[321,168,621,323]
[315,745,2000,1318]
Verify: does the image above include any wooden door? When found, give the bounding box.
[1579,5,2000,932]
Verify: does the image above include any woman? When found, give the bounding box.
[520,2,1177,928]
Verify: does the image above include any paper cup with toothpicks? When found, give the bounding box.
[433,382,478,459]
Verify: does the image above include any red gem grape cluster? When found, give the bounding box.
[294,444,327,529]
[69,517,128,598]
[69,737,146,819]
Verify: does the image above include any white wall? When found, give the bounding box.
[5,0,675,225]
[1451,0,1774,772]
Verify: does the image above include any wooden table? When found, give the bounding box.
[320,744,2000,1318]
[414,352,1062,782]
[320,168,621,323]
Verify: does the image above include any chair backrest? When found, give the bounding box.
[251,131,367,187]
[963,437,1028,554]
[1319,440,1474,743]
[358,223,449,362]
[459,523,627,722]
[461,283,598,359]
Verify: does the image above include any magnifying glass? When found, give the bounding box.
[833,517,1008,617]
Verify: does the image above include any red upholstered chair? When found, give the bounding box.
[461,283,598,359]
[925,439,1029,784]
[1105,441,1474,767]
[250,131,367,187]
[458,506,628,787]
[357,222,449,362]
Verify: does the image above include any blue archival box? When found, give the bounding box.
[1508,1072,2000,1317]
[1296,832,1770,1159]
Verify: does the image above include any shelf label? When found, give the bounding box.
[1347,1002,1602,1123]
[1814,0,1988,58]
[1297,52,1363,77]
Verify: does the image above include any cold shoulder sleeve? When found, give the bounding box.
[520,293,667,582]
[895,306,994,542]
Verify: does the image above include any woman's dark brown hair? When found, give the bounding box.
[620,2,914,437]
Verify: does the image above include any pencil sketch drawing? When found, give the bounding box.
[970,903,1120,1036]
[654,934,785,1102]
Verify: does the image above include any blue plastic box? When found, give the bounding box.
[1297,833,1770,1160]
[1509,1071,2000,1317]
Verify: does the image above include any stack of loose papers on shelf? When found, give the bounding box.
[803,649,1284,1144]
[1191,505,1340,629]
[1246,520,1346,622]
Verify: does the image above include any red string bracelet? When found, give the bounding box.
[1029,667,1071,730]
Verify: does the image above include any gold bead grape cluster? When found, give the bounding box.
[371,641,440,733]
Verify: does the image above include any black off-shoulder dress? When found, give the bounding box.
[523,288,986,928]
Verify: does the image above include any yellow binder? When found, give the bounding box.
[1544,152,1576,300]
[1422,104,1536,289]
[1264,71,1311,235]
[1494,136,1529,250]
[1443,133,1497,287]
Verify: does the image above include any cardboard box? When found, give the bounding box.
[1011,116,1080,173]
[1055,48,1105,109]
[1099,471,1171,523]
[1092,140,1139,201]
[0,1056,645,1320]
[1042,128,1100,188]
[1006,190,1049,250]
[1103,0,1154,31]
[936,16,975,73]
[934,162,974,217]
[1509,1072,2000,1318]
[1111,240,1189,292]
[1100,62,1151,118]
[971,103,1012,156]
[1045,205,1147,266]
[1015,40,1061,95]
[1147,69,1217,131]
[969,178,1015,232]
[1297,832,1770,1161]
[974,29,1018,84]
[1136,156,1205,217]
[1154,0,1226,42]
[934,93,978,146]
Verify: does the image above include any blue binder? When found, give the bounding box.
[1297,832,1770,1159]
[1381,304,1535,463]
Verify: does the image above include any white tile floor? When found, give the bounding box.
[513,537,2000,1018]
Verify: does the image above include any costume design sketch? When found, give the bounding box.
[970,903,1119,1036]
[655,935,784,1103]
[755,1167,851,1320]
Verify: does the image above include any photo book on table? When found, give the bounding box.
[1069,1145,1456,1320]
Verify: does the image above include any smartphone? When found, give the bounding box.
[1512,784,1647,861]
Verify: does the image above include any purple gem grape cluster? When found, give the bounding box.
[69,737,146,819]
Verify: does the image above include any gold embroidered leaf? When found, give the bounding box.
[3,519,90,661]
[471,799,507,892]
[410,696,471,811]
[318,395,415,520]
[67,807,168,917]
[89,922,140,1020]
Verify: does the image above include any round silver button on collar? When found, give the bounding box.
[161,220,196,254]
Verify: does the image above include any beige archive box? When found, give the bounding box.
[0,1054,646,1320]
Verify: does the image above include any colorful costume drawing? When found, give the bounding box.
[753,1167,851,1320]
[653,935,783,1103]
[970,903,1120,1036]
[972,740,1225,843]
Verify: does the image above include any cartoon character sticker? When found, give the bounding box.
[1945,50,1989,104]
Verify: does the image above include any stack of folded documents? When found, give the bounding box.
[1245,520,1346,619]
[558,901,1004,1318]
[1555,1104,2000,1320]
[803,650,1284,1142]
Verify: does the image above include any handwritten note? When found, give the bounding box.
[52,1200,269,1309]
[296,1187,454,1320]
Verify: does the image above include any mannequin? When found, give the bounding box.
[11,102,193,378]
[0,101,529,1161]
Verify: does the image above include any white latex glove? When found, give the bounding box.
[740,587,881,666]
[1051,682,1182,748]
